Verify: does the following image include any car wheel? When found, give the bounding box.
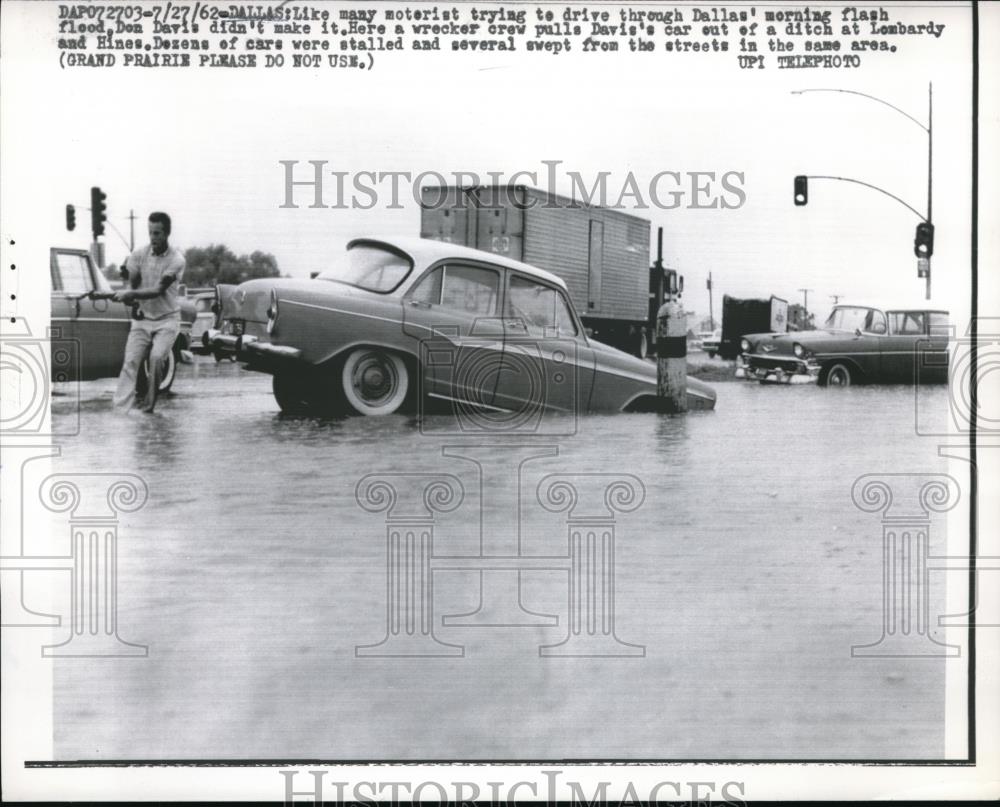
[822,362,853,388]
[341,348,409,416]
[273,371,328,415]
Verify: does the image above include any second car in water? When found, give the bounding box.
[739,303,950,386]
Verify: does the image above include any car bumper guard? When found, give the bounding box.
[203,330,302,364]
[737,354,820,384]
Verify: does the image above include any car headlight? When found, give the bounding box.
[266,289,278,335]
[793,342,804,357]
[740,338,751,353]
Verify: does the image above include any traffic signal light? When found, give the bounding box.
[794,175,808,206]
[914,221,934,258]
[90,186,107,237]
[65,204,76,231]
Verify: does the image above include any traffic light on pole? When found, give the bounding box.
[90,186,107,237]
[794,175,808,206]
[65,204,76,231]
[913,221,934,258]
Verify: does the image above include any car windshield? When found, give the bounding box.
[824,307,873,332]
[316,245,413,293]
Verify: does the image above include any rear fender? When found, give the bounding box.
[216,284,238,323]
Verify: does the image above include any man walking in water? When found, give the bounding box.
[113,211,185,412]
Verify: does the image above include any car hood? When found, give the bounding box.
[588,338,717,404]
[743,329,852,354]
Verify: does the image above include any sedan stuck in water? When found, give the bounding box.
[206,237,717,416]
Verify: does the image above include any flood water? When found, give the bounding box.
[47,359,958,760]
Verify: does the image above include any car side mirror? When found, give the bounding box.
[854,328,863,337]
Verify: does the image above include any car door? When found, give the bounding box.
[497,272,595,416]
[50,249,131,380]
[50,249,81,355]
[881,311,926,382]
[403,262,505,407]
[918,312,951,383]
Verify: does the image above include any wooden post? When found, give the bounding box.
[656,280,687,413]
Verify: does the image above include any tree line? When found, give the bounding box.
[104,244,283,286]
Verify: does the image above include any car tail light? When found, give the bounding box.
[266,289,278,335]
[740,338,751,353]
[211,286,222,326]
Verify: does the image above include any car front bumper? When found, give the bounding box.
[737,353,820,384]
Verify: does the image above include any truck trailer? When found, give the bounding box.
[420,185,655,357]
[719,294,789,360]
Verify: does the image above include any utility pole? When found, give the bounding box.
[706,271,714,330]
[129,209,136,251]
[798,288,813,317]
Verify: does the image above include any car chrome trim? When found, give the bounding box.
[51,317,128,323]
[245,342,303,361]
[427,392,513,413]
[618,385,715,410]
[593,365,652,384]
[285,299,434,332]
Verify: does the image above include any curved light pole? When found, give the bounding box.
[792,84,933,299]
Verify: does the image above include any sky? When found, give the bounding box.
[1,1,976,327]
